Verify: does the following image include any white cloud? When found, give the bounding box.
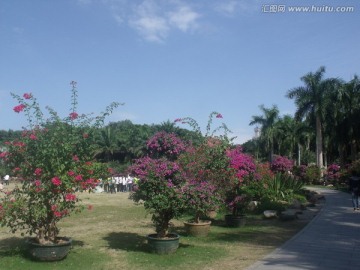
[168,6,200,32]
[129,0,170,42]
[214,0,260,15]
[131,15,169,43]
[215,0,238,16]
[118,0,201,42]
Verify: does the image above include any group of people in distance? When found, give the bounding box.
[100,174,135,194]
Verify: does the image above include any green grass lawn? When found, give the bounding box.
[0,190,313,270]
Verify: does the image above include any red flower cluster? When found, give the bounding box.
[51,177,62,186]
[13,104,26,113]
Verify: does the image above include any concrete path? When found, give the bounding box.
[246,188,360,270]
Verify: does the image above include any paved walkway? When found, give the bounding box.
[246,188,360,270]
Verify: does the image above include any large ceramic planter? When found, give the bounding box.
[147,233,180,255]
[184,221,211,237]
[26,237,72,261]
[206,210,218,219]
[225,214,246,227]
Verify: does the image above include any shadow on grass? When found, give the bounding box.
[210,218,304,247]
[0,237,27,258]
[103,232,191,253]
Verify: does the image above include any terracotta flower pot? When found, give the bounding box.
[184,220,211,237]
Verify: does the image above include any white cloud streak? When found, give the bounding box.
[124,0,201,42]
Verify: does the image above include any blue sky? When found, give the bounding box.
[1,0,359,143]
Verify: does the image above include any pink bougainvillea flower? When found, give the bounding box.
[34,167,42,175]
[0,151,9,159]
[51,205,57,211]
[83,133,89,138]
[174,118,182,122]
[75,175,83,181]
[67,171,75,176]
[51,177,62,186]
[216,113,223,118]
[73,155,79,162]
[65,193,77,202]
[69,112,78,120]
[13,104,26,113]
[54,211,62,217]
[29,133,37,140]
[34,180,41,187]
[23,93,32,99]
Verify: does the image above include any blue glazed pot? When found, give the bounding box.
[147,233,180,255]
[26,237,72,261]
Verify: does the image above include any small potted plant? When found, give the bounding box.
[181,179,222,237]
[225,188,252,227]
[0,82,119,261]
[129,132,186,254]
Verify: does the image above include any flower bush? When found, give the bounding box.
[225,146,256,216]
[326,164,341,184]
[181,179,223,223]
[147,131,186,161]
[270,155,294,174]
[176,112,234,217]
[0,82,119,244]
[175,112,234,186]
[129,132,186,238]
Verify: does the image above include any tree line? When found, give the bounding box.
[1,66,359,174]
[245,66,360,169]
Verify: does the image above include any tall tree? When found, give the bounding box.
[286,66,340,173]
[94,125,119,162]
[249,105,280,162]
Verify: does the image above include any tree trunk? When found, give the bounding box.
[297,143,301,166]
[315,116,324,177]
[351,140,357,162]
[338,144,344,166]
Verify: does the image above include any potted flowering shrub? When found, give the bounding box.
[225,146,256,227]
[129,132,186,254]
[0,82,119,261]
[181,179,222,236]
[175,112,235,229]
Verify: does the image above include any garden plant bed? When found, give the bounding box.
[0,183,323,270]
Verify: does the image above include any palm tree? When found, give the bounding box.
[94,126,119,162]
[249,105,280,162]
[286,66,340,173]
[328,75,360,163]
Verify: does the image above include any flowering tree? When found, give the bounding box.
[147,131,186,161]
[175,112,234,220]
[225,146,256,216]
[175,111,230,140]
[270,155,294,174]
[0,82,119,245]
[326,164,341,184]
[129,132,186,238]
[181,179,222,223]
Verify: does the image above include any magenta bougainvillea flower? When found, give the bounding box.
[13,104,26,113]
[23,93,32,99]
[69,112,79,120]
